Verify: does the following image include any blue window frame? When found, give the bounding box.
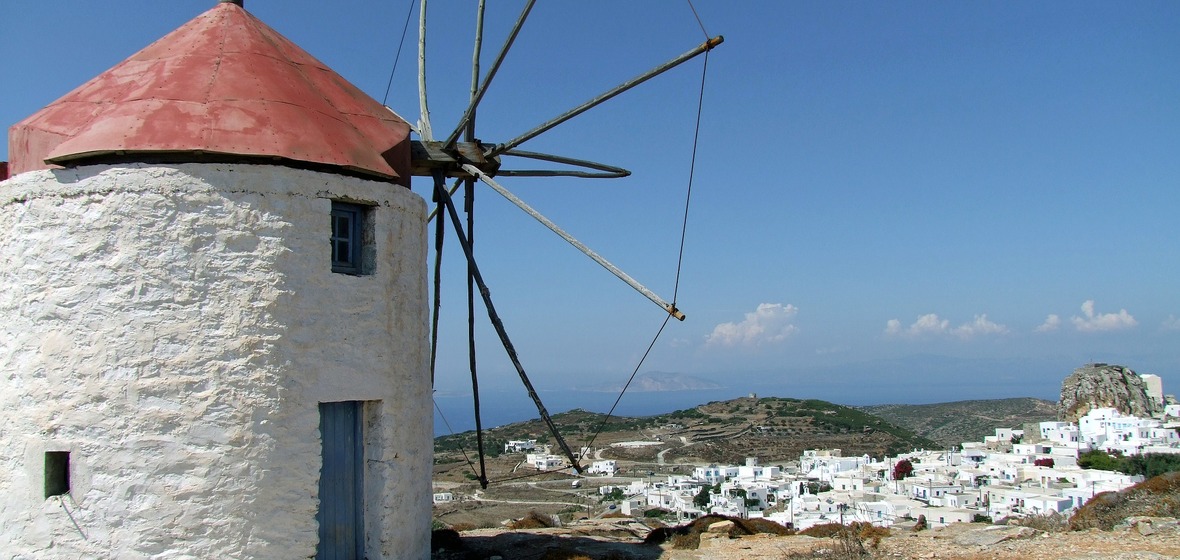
[331,202,363,274]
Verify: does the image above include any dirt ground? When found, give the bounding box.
[432,518,1180,560]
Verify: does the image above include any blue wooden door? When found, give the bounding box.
[317,401,364,560]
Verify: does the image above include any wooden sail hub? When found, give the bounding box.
[409,140,501,178]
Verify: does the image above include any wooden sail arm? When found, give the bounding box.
[441,0,537,150]
[485,35,724,159]
[461,162,685,321]
[495,149,630,179]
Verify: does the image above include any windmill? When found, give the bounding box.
[405,0,722,485]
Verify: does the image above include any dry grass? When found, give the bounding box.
[800,522,888,545]
[799,522,846,538]
[783,523,883,559]
[1009,511,1070,533]
[537,551,592,560]
[1070,471,1180,530]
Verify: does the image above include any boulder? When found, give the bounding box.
[1114,516,1180,536]
[1058,364,1164,422]
[707,520,735,534]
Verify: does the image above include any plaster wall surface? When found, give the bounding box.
[0,163,431,559]
[1141,374,1164,408]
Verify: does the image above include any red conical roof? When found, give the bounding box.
[8,2,411,185]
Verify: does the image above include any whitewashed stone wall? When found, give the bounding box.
[0,163,431,559]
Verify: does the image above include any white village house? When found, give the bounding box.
[588,460,619,476]
[504,439,538,453]
[0,2,432,558]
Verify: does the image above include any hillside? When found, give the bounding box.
[859,397,1057,448]
[435,396,937,466]
[433,396,1044,533]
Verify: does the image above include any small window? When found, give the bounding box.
[331,201,374,275]
[45,451,70,498]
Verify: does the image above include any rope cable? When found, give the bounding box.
[685,0,711,40]
[585,314,673,451]
[584,44,713,452]
[486,468,575,486]
[672,50,709,302]
[382,0,418,106]
[433,398,480,479]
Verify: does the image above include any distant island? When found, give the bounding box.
[581,371,724,393]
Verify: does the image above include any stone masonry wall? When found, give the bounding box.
[0,163,431,559]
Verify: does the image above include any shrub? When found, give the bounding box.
[741,517,795,536]
[794,523,884,559]
[1120,453,1180,478]
[913,515,927,531]
[600,488,625,502]
[800,522,885,542]
[430,528,463,552]
[642,514,792,549]
[1034,457,1055,468]
[693,486,711,508]
[799,522,844,538]
[508,511,557,530]
[806,481,833,494]
[669,533,699,550]
[893,459,914,480]
[1078,449,1121,471]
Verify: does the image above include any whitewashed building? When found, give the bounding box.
[588,460,619,476]
[525,453,565,471]
[0,2,430,558]
[1079,407,1180,454]
[504,439,538,453]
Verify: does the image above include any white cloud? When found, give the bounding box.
[1035,314,1061,333]
[884,313,948,337]
[1162,315,1180,331]
[1071,300,1137,332]
[953,314,1009,339]
[705,303,799,348]
[884,313,1007,339]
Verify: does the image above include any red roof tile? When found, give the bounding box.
[8,2,411,185]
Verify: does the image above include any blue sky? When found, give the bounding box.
[4,1,1179,415]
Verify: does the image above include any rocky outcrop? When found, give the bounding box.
[1058,363,1164,422]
